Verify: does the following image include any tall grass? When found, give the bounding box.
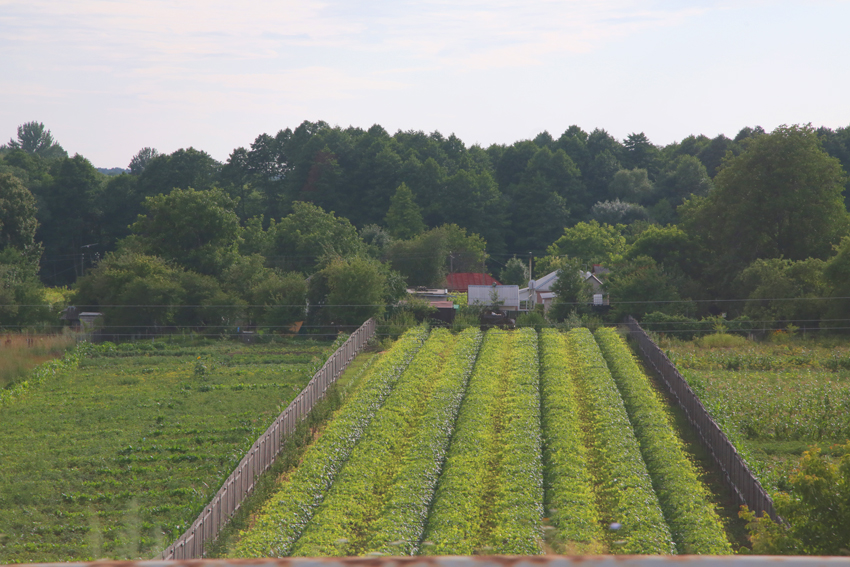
[0,333,76,389]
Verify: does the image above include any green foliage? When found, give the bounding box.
[6,121,67,159]
[681,124,850,274]
[0,337,338,562]
[737,257,827,324]
[130,187,241,276]
[0,247,50,327]
[422,328,543,555]
[500,256,529,286]
[516,311,547,331]
[269,201,365,274]
[539,330,603,551]
[608,168,654,204]
[595,328,732,554]
[605,256,685,320]
[0,172,39,251]
[73,251,235,330]
[384,183,425,239]
[547,259,592,322]
[567,328,674,554]
[546,220,626,265]
[291,328,482,556]
[235,326,428,557]
[591,199,651,225]
[308,255,388,325]
[387,230,447,288]
[741,444,850,555]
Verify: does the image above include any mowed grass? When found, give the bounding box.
[0,337,338,563]
[664,337,850,491]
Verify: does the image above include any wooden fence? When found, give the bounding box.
[159,318,378,560]
[623,316,781,523]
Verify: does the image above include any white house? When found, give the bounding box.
[519,269,608,311]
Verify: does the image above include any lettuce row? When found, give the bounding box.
[567,328,675,555]
[421,328,543,555]
[594,327,732,555]
[539,328,603,548]
[234,325,429,557]
[290,328,475,556]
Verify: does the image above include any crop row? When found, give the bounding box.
[566,328,675,554]
[594,328,732,554]
[538,329,602,551]
[290,328,483,556]
[421,328,543,555]
[233,325,429,557]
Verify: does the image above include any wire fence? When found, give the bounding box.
[158,318,377,560]
[623,316,780,524]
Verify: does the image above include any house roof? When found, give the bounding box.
[446,272,500,292]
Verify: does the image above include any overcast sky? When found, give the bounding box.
[2,0,849,168]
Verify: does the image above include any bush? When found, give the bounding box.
[516,311,547,331]
[741,443,850,555]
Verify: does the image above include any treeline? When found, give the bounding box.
[2,120,850,333]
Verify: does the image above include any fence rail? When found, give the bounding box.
[159,318,378,560]
[623,316,780,524]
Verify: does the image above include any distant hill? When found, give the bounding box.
[97,167,129,176]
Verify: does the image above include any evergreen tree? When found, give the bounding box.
[384,183,425,239]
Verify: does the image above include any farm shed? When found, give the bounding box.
[467,284,520,310]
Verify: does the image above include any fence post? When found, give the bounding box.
[622,316,782,525]
[160,317,377,559]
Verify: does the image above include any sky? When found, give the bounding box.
[2,0,849,168]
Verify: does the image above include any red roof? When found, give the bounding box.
[445,272,500,292]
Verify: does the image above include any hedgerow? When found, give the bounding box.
[567,328,675,555]
[539,329,603,550]
[421,328,543,555]
[594,327,732,554]
[234,325,429,557]
[290,328,480,556]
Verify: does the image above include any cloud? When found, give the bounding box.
[1,0,719,73]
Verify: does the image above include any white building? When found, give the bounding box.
[467,284,520,310]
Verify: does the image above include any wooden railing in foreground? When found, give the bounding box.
[623,316,781,524]
[159,318,378,560]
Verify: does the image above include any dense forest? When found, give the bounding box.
[2,120,850,333]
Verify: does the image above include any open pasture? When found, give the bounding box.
[0,336,338,563]
[664,339,850,491]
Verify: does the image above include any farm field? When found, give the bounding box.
[0,336,340,563]
[663,338,850,492]
[230,326,730,557]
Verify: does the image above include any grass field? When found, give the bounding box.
[0,336,339,563]
[663,337,850,491]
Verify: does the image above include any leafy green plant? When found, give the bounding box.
[567,328,674,554]
[595,327,732,554]
[234,325,428,557]
[290,328,483,556]
[421,328,543,555]
[740,443,850,555]
[539,329,603,552]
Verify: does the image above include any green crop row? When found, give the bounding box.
[595,328,732,555]
[566,328,675,555]
[290,328,483,556]
[234,325,428,557]
[363,328,483,555]
[538,329,603,551]
[421,328,543,555]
